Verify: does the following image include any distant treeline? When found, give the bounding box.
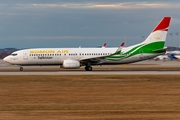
[0,48,19,59]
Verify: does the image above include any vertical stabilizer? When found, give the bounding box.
[142,17,171,49]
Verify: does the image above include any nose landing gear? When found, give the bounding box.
[20,67,23,71]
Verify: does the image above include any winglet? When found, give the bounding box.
[117,42,125,51]
[152,17,171,32]
[120,42,125,47]
[114,42,125,54]
[102,43,106,48]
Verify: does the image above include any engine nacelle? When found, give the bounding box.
[62,59,80,69]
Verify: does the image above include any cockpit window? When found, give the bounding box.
[11,53,18,56]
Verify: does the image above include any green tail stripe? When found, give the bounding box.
[106,41,165,61]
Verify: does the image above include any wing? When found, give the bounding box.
[80,42,125,65]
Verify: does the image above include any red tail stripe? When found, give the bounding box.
[152,17,171,32]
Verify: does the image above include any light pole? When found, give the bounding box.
[169,33,173,50]
[175,32,179,50]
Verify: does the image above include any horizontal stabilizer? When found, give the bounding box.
[153,48,167,53]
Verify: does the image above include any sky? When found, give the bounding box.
[0,0,180,48]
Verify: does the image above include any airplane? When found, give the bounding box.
[154,51,180,61]
[168,53,180,60]
[166,50,180,55]
[154,54,170,61]
[3,17,171,71]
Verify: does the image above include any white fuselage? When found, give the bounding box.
[3,47,160,66]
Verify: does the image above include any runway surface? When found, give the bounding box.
[0,71,180,75]
[1,59,180,75]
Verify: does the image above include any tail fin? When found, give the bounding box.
[142,17,171,49]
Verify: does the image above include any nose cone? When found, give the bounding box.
[3,56,10,63]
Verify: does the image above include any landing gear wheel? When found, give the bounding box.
[85,66,92,71]
[20,67,23,71]
[88,66,92,71]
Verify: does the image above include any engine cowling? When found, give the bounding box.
[62,59,80,69]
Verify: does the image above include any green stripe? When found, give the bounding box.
[106,41,164,61]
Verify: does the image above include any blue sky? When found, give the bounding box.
[0,0,180,48]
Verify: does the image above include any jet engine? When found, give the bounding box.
[62,59,80,68]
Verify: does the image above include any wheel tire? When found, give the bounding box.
[20,67,23,71]
[85,66,92,71]
[85,66,88,71]
[88,66,92,71]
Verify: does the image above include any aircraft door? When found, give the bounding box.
[139,50,144,59]
[23,50,28,60]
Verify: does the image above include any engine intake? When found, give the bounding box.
[62,59,80,69]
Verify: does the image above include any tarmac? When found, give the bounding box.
[1,59,180,75]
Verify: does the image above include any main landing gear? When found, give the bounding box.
[85,65,92,71]
[20,67,23,71]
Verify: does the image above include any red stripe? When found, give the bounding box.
[152,17,171,32]
[120,42,125,47]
